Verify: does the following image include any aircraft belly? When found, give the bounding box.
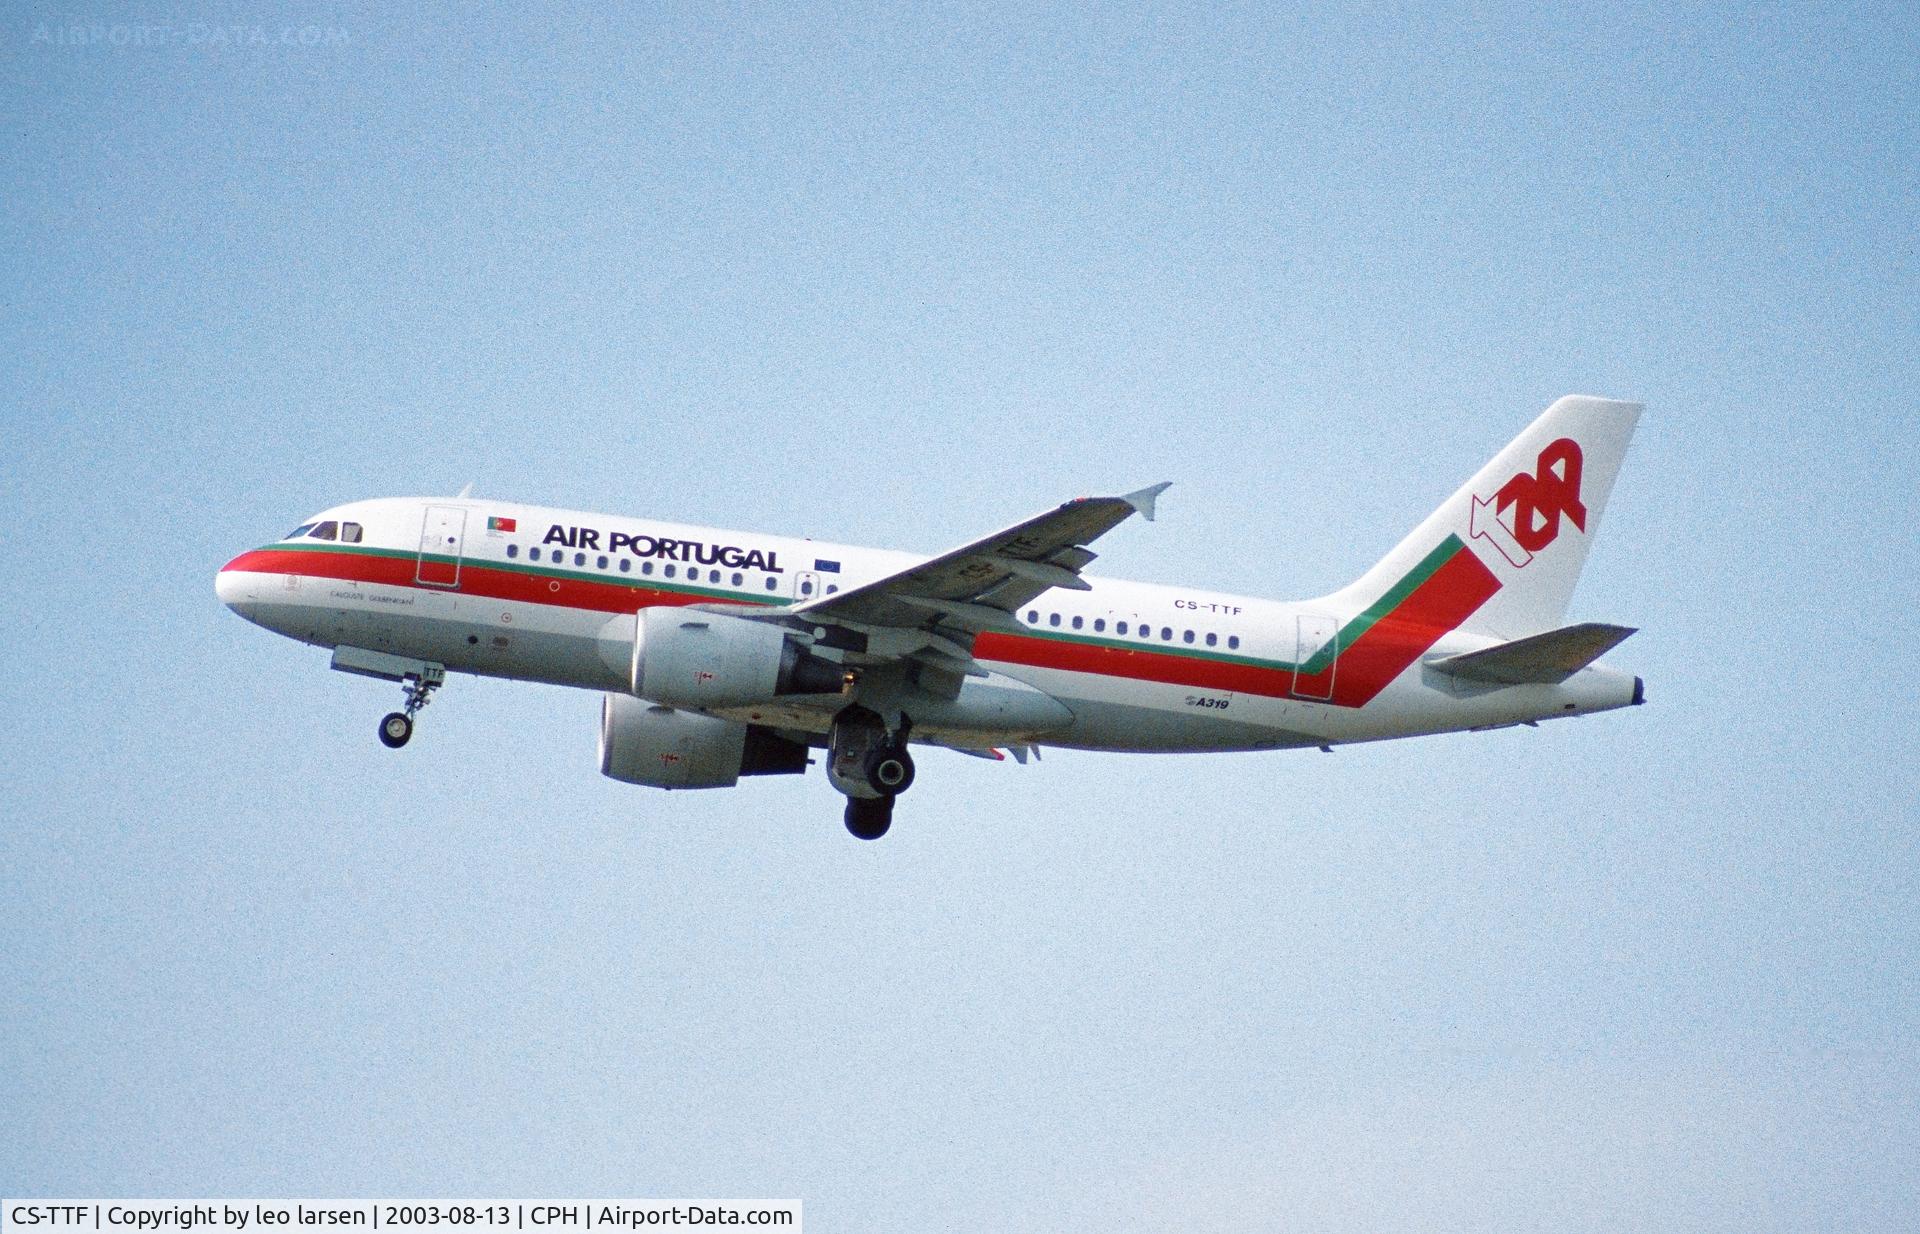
[984,661,1315,753]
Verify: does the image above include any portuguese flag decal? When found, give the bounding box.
[487,516,517,532]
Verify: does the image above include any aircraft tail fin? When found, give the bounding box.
[1331,395,1641,638]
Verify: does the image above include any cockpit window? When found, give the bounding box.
[286,523,317,540]
[310,521,339,541]
[340,522,363,543]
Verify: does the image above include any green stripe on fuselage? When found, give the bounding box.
[1297,534,1463,673]
[992,535,1468,675]
[261,533,1467,676]
[259,540,785,606]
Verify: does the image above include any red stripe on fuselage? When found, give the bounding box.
[1314,546,1499,706]
[224,541,1502,709]
[971,631,1290,697]
[974,544,1500,708]
[220,548,736,615]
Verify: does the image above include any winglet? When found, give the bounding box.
[1123,481,1173,523]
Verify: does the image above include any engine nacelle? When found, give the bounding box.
[630,607,841,708]
[599,693,810,790]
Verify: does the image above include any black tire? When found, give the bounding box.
[378,711,413,749]
[865,747,915,795]
[844,795,894,840]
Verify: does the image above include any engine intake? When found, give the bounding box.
[599,693,810,790]
[630,608,841,708]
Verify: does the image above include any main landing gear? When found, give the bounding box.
[377,665,445,749]
[828,705,915,840]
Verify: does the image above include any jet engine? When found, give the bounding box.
[630,608,841,708]
[599,693,810,789]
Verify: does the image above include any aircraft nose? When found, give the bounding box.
[216,556,255,613]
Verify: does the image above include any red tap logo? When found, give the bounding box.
[1470,438,1587,567]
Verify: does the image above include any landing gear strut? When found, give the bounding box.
[828,706,915,839]
[377,665,445,749]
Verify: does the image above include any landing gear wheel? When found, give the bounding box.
[377,665,444,749]
[844,795,895,841]
[865,747,915,795]
[378,711,413,749]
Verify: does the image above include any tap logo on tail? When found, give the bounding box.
[1469,437,1586,568]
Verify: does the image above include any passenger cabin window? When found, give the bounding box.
[642,561,654,575]
[1094,618,1105,632]
[732,572,743,586]
[507,544,519,559]
[665,564,676,579]
[1071,616,1083,630]
[1228,635,1241,650]
[1183,630,1195,644]
[1048,613,1061,627]
[799,579,814,596]
[529,547,542,561]
[1205,632,1217,647]
[1027,611,1039,624]
[310,521,338,541]
[619,559,631,573]
[598,555,609,569]
[765,577,777,591]
[575,552,586,566]
[340,522,363,543]
[1161,627,1172,640]
[1117,621,1129,635]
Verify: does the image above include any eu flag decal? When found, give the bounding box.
[814,559,842,573]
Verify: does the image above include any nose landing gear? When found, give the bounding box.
[377,665,445,749]
[378,712,413,748]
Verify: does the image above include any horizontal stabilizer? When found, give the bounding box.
[1430,622,1636,685]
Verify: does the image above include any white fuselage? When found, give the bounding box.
[217,496,1639,754]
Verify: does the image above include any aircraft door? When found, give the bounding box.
[1290,614,1338,701]
[416,506,467,587]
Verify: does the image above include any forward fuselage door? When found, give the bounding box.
[416,506,467,588]
[1290,613,1339,701]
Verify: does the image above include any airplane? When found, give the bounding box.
[216,395,1646,839]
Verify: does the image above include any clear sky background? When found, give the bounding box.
[3,4,1916,1230]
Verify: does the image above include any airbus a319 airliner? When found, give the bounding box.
[218,395,1645,839]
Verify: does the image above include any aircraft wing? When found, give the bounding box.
[784,482,1170,670]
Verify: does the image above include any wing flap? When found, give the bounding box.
[1430,622,1636,685]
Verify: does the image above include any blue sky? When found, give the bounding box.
[3,4,1916,1229]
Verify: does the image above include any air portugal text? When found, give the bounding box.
[541,524,783,573]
